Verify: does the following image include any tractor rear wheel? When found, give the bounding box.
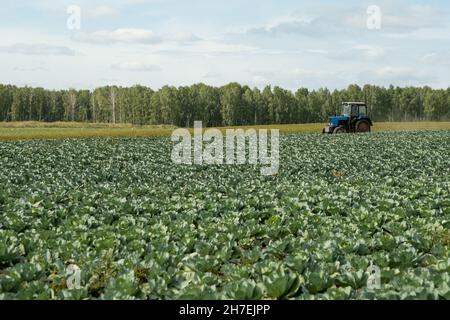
[333,126,346,134]
[356,121,371,133]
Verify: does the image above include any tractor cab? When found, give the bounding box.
[323,102,373,134]
[342,102,367,117]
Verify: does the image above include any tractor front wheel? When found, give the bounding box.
[356,121,371,133]
[333,126,346,134]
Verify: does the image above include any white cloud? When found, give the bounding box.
[72,28,203,45]
[151,41,263,56]
[86,6,119,18]
[0,43,77,56]
[246,4,449,38]
[164,32,202,43]
[112,61,162,72]
[325,45,385,61]
[245,67,348,90]
[248,16,333,37]
[421,52,450,65]
[73,28,162,44]
[13,66,49,72]
[353,45,385,60]
[202,72,222,79]
[344,4,448,33]
[306,49,328,55]
[358,67,436,86]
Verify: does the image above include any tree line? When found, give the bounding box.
[0,83,449,126]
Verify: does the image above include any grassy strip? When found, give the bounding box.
[0,121,449,141]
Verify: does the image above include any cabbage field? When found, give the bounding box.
[0,131,449,300]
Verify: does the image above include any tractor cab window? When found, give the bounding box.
[351,105,359,116]
[342,105,351,116]
[359,106,367,116]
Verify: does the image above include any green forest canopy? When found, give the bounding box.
[0,83,449,127]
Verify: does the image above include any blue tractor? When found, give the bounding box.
[323,102,373,134]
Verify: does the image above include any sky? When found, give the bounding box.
[0,0,449,90]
